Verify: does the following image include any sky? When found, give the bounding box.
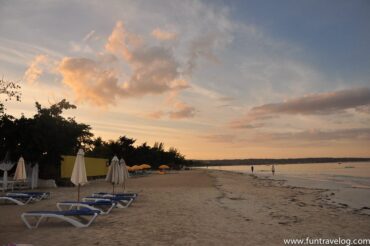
[0,0,369,159]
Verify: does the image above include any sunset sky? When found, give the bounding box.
[1,0,369,159]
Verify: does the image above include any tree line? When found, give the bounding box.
[0,78,187,180]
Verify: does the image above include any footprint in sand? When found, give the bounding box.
[299,202,306,207]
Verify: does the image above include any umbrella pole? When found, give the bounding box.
[112,183,115,195]
[78,184,80,202]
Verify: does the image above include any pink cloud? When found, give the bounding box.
[58,21,192,110]
[58,57,125,106]
[201,134,237,143]
[169,101,195,119]
[230,88,370,128]
[24,55,49,84]
[151,28,177,41]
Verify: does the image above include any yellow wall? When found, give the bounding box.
[61,155,109,178]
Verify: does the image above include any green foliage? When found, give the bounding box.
[0,77,21,114]
[86,137,186,170]
[1,96,188,180]
[0,99,93,179]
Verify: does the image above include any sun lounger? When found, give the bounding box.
[21,209,100,229]
[92,192,138,199]
[83,196,134,209]
[0,194,37,205]
[7,191,50,200]
[57,200,116,215]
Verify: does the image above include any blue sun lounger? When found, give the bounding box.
[57,200,116,215]
[21,209,100,229]
[83,196,134,208]
[92,192,138,199]
[7,191,50,200]
[0,194,37,205]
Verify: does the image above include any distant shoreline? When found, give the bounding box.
[191,157,370,167]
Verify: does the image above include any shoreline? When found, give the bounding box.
[1,170,369,245]
[194,159,370,167]
[215,168,370,215]
[203,162,370,215]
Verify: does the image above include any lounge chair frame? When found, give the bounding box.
[0,195,36,205]
[21,210,99,229]
[92,192,138,199]
[57,201,116,215]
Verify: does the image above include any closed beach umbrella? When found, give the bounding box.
[70,149,88,201]
[106,156,124,194]
[14,157,27,181]
[120,158,129,191]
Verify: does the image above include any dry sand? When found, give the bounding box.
[1,170,369,245]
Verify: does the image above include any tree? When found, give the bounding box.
[87,135,136,162]
[0,99,94,180]
[0,77,21,114]
[87,137,187,169]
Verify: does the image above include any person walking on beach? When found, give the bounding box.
[272,165,275,176]
[251,165,254,173]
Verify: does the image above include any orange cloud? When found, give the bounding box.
[201,134,237,143]
[105,21,141,61]
[105,21,189,96]
[145,92,196,120]
[151,28,177,41]
[146,110,166,119]
[58,57,125,106]
[58,21,192,109]
[169,101,195,119]
[24,55,49,84]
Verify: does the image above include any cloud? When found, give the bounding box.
[70,30,100,53]
[143,88,196,120]
[24,54,49,84]
[190,83,233,101]
[262,128,370,142]
[169,101,195,119]
[58,57,125,106]
[59,21,191,107]
[151,28,177,41]
[230,88,370,128]
[186,33,222,75]
[83,30,98,43]
[201,134,237,143]
[105,21,141,61]
[146,110,165,119]
[201,128,370,146]
[29,16,232,118]
[105,21,189,96]
[146,100,195,120]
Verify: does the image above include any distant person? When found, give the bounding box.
[251,165,254,173]
[272,165,275,176]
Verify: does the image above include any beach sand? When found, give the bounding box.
[1,170,369,245]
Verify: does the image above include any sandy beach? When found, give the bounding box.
[1,170,369,245]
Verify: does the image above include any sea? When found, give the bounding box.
[204,162,370,214]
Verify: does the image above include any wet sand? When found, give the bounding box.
[1,170,369,245]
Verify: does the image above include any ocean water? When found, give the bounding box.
[205,162,370,213]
